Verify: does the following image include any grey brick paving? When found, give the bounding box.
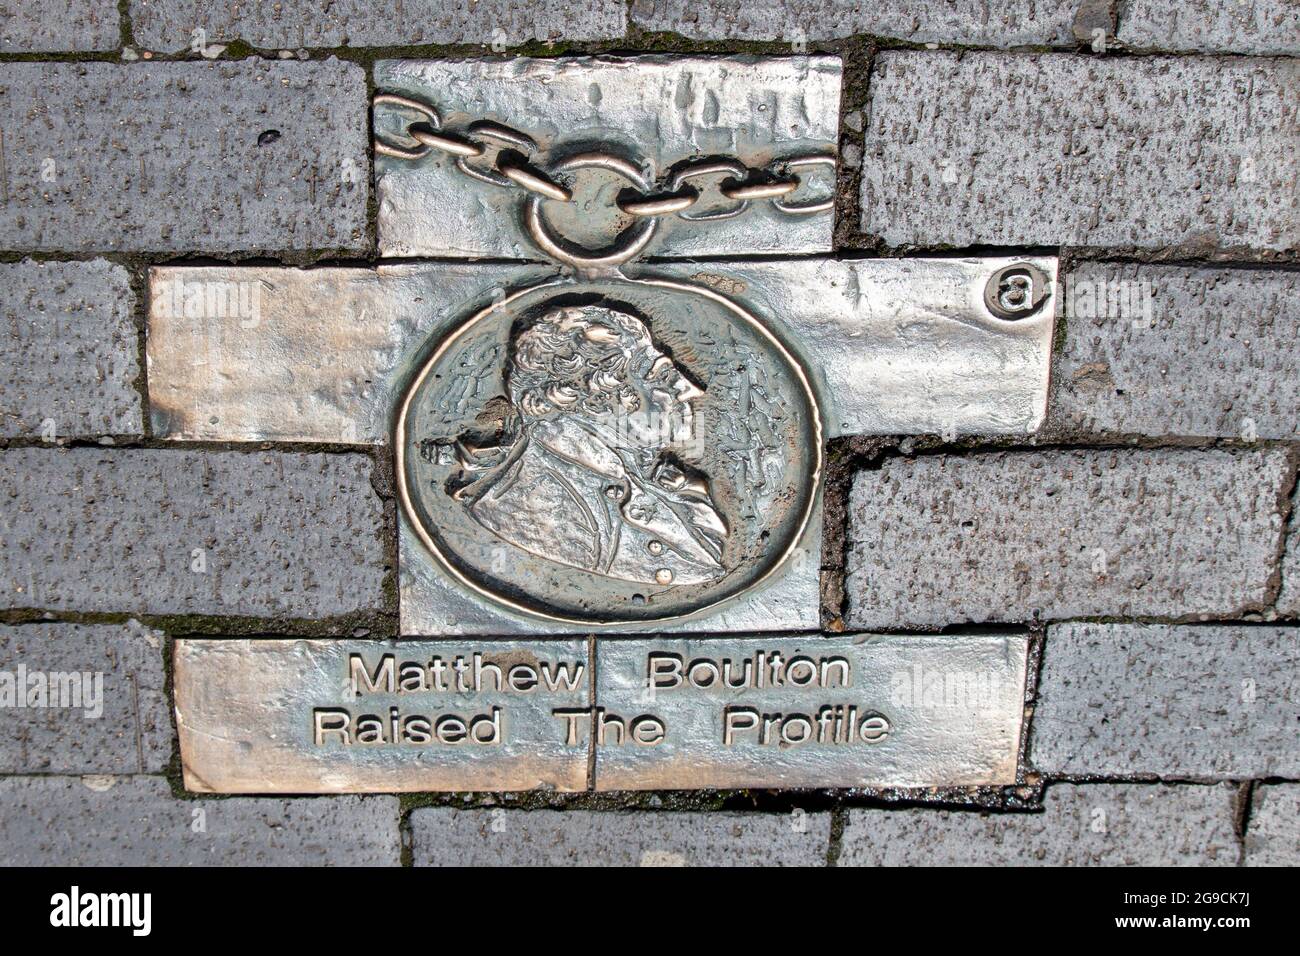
[859,52,1299,252]
[0,448,386,619]
[845,448,1290,629]
[1244,784,1299,866]
[1032,623,1299,779]
[630,0,1078,46]
[0,621,170,773]
[129,0,626,51]
[840,783,1238,865]
[411,808,831,866]
[0,776,401,865]
[1052,263,1300,440]
[1281,490,1300,616]
[0,12,1292,852]
[0,60,368,254]
[0,0,120,52]
[1118,0,1300,55]
[0,259,141,439]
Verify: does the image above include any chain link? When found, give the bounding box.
[372,94,441,160]
[373,92,837,225]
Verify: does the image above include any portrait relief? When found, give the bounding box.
[446,302,729,587]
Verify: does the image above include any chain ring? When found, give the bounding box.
[523,152,659,269]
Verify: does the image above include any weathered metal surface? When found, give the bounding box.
[173,633,1029,793]
[147,257,1055,633]
[148,257,1056,444]
[595,633,1030,790]
[395,249,1054,632]
[146,262,554,443]
[132,53,1061,795]
[173,638,591,793]
[373,56,841,260]
[632,257,1056,438]
[398,483,824,636]
[395,273,821,625]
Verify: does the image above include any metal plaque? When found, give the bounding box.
[173,633,1028,793]
[594,633,1030,790]
[147,255,1055,634]
[147,258,1054,445]
[174,638,591,793]
[373,56,842,259]
[395,273,821,625]
[149,54,1055,792]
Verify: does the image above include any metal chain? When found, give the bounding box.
[372,92,836,222]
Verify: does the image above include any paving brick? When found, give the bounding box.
[1118,0,1300,55]
[1052,263,1300,439]
[0,60,367,254]
[0,621,169,774]
[1244,784,1299,866]
[845,448,1290,629]
[1281,500,1300,616]
[411,808,830,866]
[0,0,120,52]
[0,447,386,620]
[840,783,1238,865]
[0,259,141,439]
[631,0,1079,46]
[1032,623,1299,779]
[859,52,1298,252]
[0,776,400,865]
[129,0,626,51]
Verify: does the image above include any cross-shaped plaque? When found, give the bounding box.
[151,55,1057,794]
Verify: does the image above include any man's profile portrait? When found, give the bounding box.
[447,302,728,587]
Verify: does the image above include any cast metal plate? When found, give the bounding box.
[373,55,842,259]
[147,256,1057,634]
[173,632,1029,793]
[152,51,1052,794]
[395,273,821,625]
[147,258,1055,447]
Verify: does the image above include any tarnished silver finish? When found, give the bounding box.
[772,154,837,215]
[375,78,837,264]
[410,127,483,159]
[721,178,799,202]
[454,121,539,188]
[147,257,1055,445]
[635,256,1058,439]
[373,56,842,259]
[398,503,824,636]
[146,262,554,443]
[144,256,1055,634]
[594,633,1030,790]
[147,256,1055,634]
[619,191,697,217]
[372,92,440,160]
[670,160,751,221]
[499,162,573,202]
[152,53,1062,793]
[524,152,659,268]
[396,255,1054,634]
[172,632,1029,793]
[173,638,592,793]
[395,275,821,625]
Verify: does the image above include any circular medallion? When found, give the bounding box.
[395,274,821,624]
